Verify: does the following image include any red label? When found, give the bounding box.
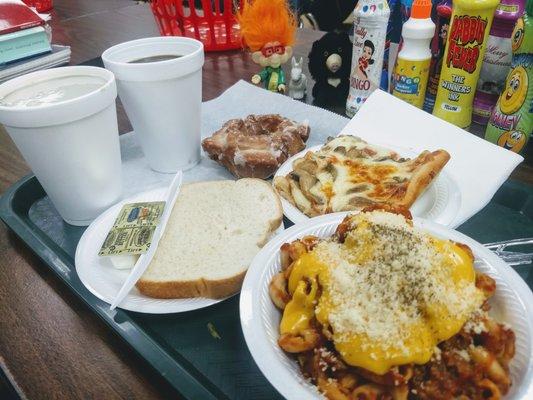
[446,15,488,73]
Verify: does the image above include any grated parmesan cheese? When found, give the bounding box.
[454,349,471,361]
[463,309,488,334]
[432,346,442,361]
[313,212,485,358]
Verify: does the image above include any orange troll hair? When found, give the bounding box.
[237,0,297,52]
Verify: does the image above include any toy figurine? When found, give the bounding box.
[288,57,307,100]
[308,31,352,107]
[237,0,296,93]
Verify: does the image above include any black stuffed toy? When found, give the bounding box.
[299,0,357,31]
[308,32,353,108]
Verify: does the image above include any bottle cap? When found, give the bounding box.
[411,0,432,19]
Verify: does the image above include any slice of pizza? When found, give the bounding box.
[273,135,450,217]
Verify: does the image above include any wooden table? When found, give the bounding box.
[0,1,531,399]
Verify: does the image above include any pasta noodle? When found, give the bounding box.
[477,379,501,400]
[269,213,516,400]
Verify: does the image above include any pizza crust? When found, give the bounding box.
[396,150,451,208]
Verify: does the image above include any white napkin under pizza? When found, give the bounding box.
[341,89,523,227]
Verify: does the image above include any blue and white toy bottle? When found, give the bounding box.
[346,0,391,117]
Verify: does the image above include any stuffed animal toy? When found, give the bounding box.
[288,57,307,100]
[237,0,297,94]
[308,31,353,107]
[299,0,357,31]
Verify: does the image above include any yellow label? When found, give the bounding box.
[498,4,518,13]
[433,0,499,128]
[98,201,165,256]
[392,58,431,109]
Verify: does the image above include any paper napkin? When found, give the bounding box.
[341,89,524,227]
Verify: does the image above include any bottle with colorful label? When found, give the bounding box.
[346,0,391,117]
[485,0,533,155]
[473,0,525,125]
[400,0,414,26]
[380,0,399,91]
[389,0,414,80]
[391,0,436,108]
[432,0,500,128]
[423,0,453,113]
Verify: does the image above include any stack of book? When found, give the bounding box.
[0,0,70,84]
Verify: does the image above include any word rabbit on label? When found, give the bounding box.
[433,0,500,128]
[446,16,488,73]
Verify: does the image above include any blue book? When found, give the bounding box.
[0,26,52,65]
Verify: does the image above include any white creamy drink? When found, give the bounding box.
[0,75,106,107]
[0,66,122,225]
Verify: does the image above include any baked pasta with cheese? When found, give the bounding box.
[269,207,515,399]
[273,135,450,217]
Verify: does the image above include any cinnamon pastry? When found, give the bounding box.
[202,114,310,179]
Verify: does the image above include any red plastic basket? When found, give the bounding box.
[22,0,53,13]
[150,0,242,52]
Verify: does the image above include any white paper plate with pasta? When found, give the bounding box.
[240,213,533,399]
[273,144,462,227]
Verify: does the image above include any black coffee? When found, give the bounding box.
[128,55,182,63]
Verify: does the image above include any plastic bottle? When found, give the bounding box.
[391,0,436,108]
[389,0,413,81]
[485,0,533,155]
[432,0,500,128]
[346,0,391,117]
[423,0,453,113]
[380,0,399,91]
[400,0,414,25]
[473,0,525,125]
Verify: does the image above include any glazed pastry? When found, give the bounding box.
[202,114,310,179]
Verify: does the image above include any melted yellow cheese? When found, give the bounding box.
[279,212,483,375]
[313,136,415,212]
[280,276,319,334]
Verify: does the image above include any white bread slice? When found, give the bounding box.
[136,179,283,299]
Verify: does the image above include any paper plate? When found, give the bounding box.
[274,144,462,226]
[75,187,284,314]
[240,213,533,400]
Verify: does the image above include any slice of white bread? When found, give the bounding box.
[136,179,283,299]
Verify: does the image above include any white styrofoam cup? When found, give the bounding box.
[102,37,204,173]
[0,66,122,226]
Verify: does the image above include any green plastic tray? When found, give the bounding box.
[1,175,532,399]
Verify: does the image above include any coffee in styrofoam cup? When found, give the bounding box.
[102,37,204,173]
